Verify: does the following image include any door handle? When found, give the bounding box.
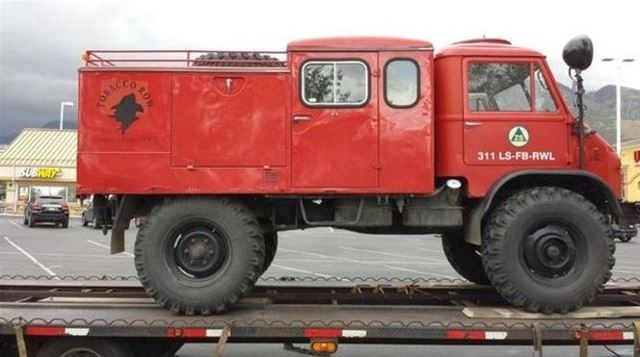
[464,121,483,128]
[293,114,312,122]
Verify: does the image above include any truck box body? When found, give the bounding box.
[77,39,435,195]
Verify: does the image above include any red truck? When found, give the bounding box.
[77,35,636,315]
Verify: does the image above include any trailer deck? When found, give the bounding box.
[1,276,639,355]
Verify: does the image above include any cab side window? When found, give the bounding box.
[468,62,557,113]
[301,60,368,106]
[385,59,419,107]
[534,64,557,112]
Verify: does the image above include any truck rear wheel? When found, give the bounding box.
[482,187,615,313]
[441,232,489,284]
[134,197,265,315]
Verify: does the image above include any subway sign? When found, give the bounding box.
[19,167,62,179]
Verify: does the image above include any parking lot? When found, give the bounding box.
[2,215,639,280]
[1,215,638,356]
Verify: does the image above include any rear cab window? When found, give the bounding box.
[301,60,369,106]
[384,59,419,108]
[467,61,557,113]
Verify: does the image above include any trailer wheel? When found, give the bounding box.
[36,338,133,357]
[441,232,490,285]
[482,186,615,313]
[131,340,183,357]
[263,231,278,273]
[135,197,264,315]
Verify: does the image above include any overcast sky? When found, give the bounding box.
[1,0,639,141]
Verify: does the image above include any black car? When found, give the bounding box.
[23,195,69,228]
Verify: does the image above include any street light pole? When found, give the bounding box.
[601,57,635,155]
[59,101,74,130]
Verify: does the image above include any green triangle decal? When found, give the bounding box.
[511,128,526,142]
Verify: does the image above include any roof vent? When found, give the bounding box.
[453,38,512,45]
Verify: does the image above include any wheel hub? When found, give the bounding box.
[173,228,227,278]
[524,225,576,278]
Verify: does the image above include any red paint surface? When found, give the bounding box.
[587,330,625,341]
[304,328,342,338]
[25,326,65,336]
[165,328,207,338]
[445,329,485,340]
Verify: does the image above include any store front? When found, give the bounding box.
[621,139,640,203]
[0,129,77,214]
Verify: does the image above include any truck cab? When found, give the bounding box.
[434,38,620,199]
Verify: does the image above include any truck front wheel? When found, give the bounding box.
[482,187,615,313]
[134,197,265,315]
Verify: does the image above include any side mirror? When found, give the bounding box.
[562,35,593,71]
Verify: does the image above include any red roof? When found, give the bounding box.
[436,38,544,58]
[287,37,433,51]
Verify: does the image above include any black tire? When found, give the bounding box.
[82,214,88,226]
[618,235,633,243]
[441,232,490,285]
[61,219,69,228]
[134,197,264,315]
[130,340,183,357]
[36,338,133,357]
[193,51,284,67]
[482,186,615,313]
[263,231,278,273]
[28,214,35,228]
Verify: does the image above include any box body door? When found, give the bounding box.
[290,52,379,188]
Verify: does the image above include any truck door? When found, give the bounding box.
[290,53,378,188]
[463,58,568,167]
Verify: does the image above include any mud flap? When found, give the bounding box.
[110,196,143,254]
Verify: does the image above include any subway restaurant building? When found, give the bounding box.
[621,138,640,203]
[0,129,77,214]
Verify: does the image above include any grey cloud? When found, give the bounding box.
[2,0,638,143]
[0,0,144,138]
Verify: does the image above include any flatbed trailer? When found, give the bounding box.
[1,276,640,357]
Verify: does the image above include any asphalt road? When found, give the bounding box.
[1,215,638,356]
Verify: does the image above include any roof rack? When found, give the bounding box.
[81,50,288,68]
